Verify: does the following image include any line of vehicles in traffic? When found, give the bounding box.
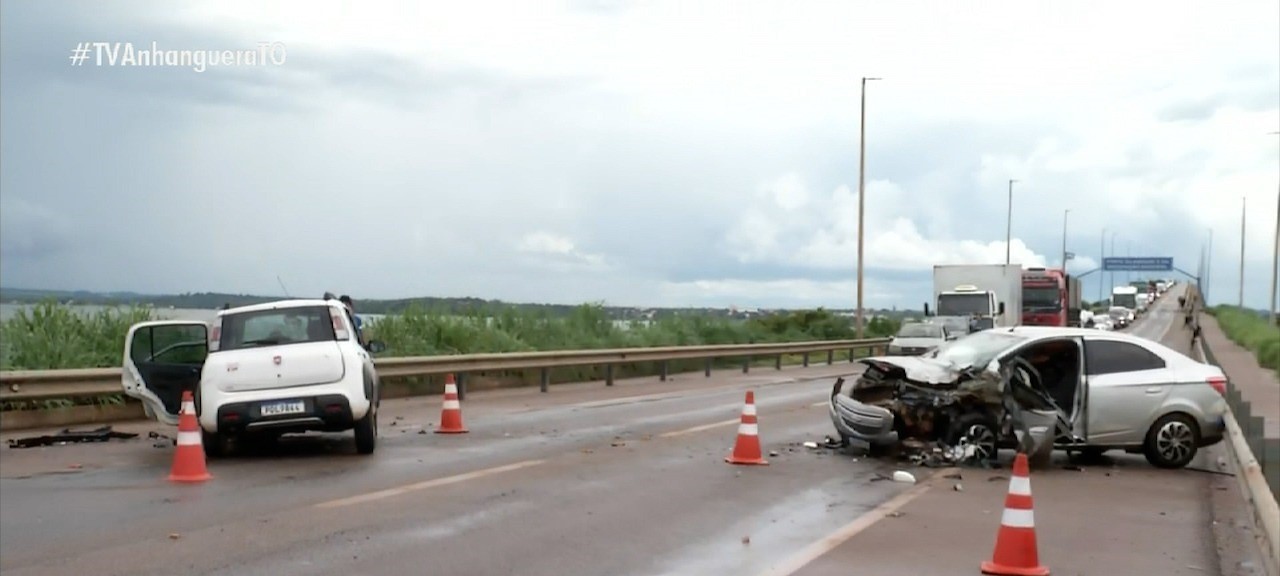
[860,265,1212,469]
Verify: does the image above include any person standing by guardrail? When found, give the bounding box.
[339,295,365,345]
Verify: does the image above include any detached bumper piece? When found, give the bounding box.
[8,426,139,449]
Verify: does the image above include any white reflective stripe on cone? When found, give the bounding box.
[443,400,461,410]
[738,423,759,436]
[1001,507,1035,528]
[1009,476,1032,496]
[742,403,757,416]
[177,431,203,446]
[182,401,195,413]
[444,384,458,394]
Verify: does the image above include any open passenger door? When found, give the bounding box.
[121,321,209,426]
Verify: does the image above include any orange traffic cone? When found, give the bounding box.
[168,390,212,483]
[725,390,768,465]
[981,452,1049,576]
[435,374,468,434]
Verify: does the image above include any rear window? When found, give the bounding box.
[218,306,337,351]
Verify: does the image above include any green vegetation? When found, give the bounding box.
[1208,305,1280,372]
[1,301,901,411]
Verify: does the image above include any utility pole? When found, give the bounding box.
[1239,196,1247,308]
[1270,131,1280,325]
[1098,227,1107,302]
[1061,209,1069,271]
[1206,229,1214,304]
[855,76,881,339]
[1005,179,1017,265]
[1272,181,1280,325]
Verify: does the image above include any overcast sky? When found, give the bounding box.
[2,0,1278,310]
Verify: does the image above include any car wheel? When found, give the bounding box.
[354,406,377,455]
[1143,413,1199,469]
[947,413,1000,462]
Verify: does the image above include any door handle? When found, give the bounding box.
[1145,387,1163,394]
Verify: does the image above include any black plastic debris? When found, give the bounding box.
[7,426,139,449]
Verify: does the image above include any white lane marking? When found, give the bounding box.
[755,472,942,576]
[658,418,740,438]
[314,459,546,509]
[810,401,827,407]
[1001,507,1036,528]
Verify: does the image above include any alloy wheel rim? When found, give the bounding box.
[1156,421,1194,463]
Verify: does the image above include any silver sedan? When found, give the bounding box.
[829,326,1228,468]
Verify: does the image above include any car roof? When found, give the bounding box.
[988,325,1145,341]
[219,299,341,316]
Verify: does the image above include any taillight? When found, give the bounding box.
[331,310,350,340]
[209,318,222,352]
[1206,376,1227,396]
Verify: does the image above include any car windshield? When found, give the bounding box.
[937,293,990,316]
[1112,293,1137,308]
[218,306,336,351]
[1022,286,1060,309]
[897,323,944,338]
[924,330,1027,370]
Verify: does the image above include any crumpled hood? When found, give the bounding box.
[858,356,963,385]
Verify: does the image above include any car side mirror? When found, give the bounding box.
[366,340,387,354]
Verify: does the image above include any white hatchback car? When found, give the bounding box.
[121,297,386,456]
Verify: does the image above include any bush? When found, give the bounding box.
[1208,305,1280,372]
[0,301,899,370]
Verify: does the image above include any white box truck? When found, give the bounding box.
[925,264,1024,333]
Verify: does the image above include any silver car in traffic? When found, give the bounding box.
[828,326,1228,468]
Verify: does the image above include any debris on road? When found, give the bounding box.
[803,441,820,449]
[768,450,780,457]
[892,471,917,484]
[168,533,181,540]
[149,431,174,448]
[8,426,140,449]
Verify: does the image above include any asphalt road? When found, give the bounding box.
[0,285,1259,576]
[1,361,920,576]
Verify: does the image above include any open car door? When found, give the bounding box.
[121,321,209,426]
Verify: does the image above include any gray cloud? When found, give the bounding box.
[1,1,1277,310]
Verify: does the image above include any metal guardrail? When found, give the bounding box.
[0,338,891,402]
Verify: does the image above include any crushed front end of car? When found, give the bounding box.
[828,356,1061,465]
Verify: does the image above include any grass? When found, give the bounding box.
[1208,305,1280,372]
[1,300,901,411]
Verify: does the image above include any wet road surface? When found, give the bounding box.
[1,363,928,576]
[1,287,1260,575]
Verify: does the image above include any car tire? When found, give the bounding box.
[947,412,1000,462]
[1143,413,1200,469]
[354,406,377,455]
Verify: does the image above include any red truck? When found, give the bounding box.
[1021,267,1083,327]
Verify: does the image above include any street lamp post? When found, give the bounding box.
[1061,209,1070,271]
[855,76,881,339]
[1207,229,1214,304]
[1269,131,1280,325]
[1005,179,1018,265]
[1239,196,1247,308]
[1098,227,1107,303]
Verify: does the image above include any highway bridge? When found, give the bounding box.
[0,286,1272,576]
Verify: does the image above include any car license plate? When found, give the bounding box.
[261,400,305,416]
